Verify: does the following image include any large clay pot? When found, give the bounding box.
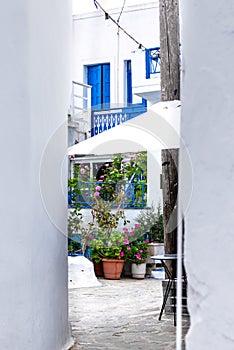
[131,262,146,279]
[93,261,104,277]
[122,260,132,277]
[102,259,124,280]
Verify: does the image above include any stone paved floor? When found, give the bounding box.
[69,277,190,350]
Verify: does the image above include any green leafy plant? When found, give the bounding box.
[89,230,126,261]
[91,192,129,233]
[68,162,96,254]
[135,202,164,243]
[89,193,130,261]
[97,152,147,205]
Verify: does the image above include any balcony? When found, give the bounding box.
[91,104,147,137]
[69,181,147,209]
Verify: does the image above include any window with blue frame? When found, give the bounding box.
[125,60,147,107]
[126,60,132,104]
[145,47,160,79]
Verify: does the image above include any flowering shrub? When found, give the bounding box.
[88,192,150,262]
[96,152,147,204]
[68,154,148,257]
[68,152,147,209]
[68,162,91,208]
[126,240,149,265]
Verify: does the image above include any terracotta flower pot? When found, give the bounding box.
[93,261,104,277]
[102,259,124,280]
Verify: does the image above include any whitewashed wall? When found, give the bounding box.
[180,1,234,349]
[72,1,159,105]
[131,49,161,105]
[0,1,72,349]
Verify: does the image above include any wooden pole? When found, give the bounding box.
[159,0,180,274]
[159,0,180,102]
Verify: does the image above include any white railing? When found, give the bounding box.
[70,81,92,119]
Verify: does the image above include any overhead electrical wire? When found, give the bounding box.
[117,0,127,23]
[93,0,147,49]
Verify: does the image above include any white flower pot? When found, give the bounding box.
[131,262,146,279]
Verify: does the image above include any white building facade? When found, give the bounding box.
[70,1,161,146]
[69,0,165,214]
[72,0,160,106]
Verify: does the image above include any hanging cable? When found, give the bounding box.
[117,0,127,23]
[93,0,147,49]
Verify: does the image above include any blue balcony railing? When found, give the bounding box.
[145,47,160,79]
[91,105,147,136]
[69,181,147,209]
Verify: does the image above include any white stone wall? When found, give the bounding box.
[180,1,234,348]
[0,1,72,349]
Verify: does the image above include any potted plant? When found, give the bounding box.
[90,246,104,277]
[135,202,164,258]
[127,240,149,279]
[90,230,129,279]
[88,192,131,279]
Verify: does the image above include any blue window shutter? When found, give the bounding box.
[102,64,110,104]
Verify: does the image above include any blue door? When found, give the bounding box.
[88,65,101,107]
[88,64,110,109]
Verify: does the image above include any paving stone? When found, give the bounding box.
[69,277,190,349]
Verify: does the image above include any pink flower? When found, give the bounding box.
[134,223,140,228]
[145,239,149,243]
[85,165,89,170]
[80,168,85,175]
[129,231,135,236]
[108,242,112,247]
[136,253,142,260]
[100,175,104,178]
[139,249,143,253]
[89,235,95,240]
[80,162,84,165]
[123,227,128,232]
[94,191,100,197]
[120,251,124,257]
[105,163,109,167]
[122,159,127,163]
[123,238,129,244]
[95,185,101,191]
[127,246,131,251]
[99,179,103,182]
